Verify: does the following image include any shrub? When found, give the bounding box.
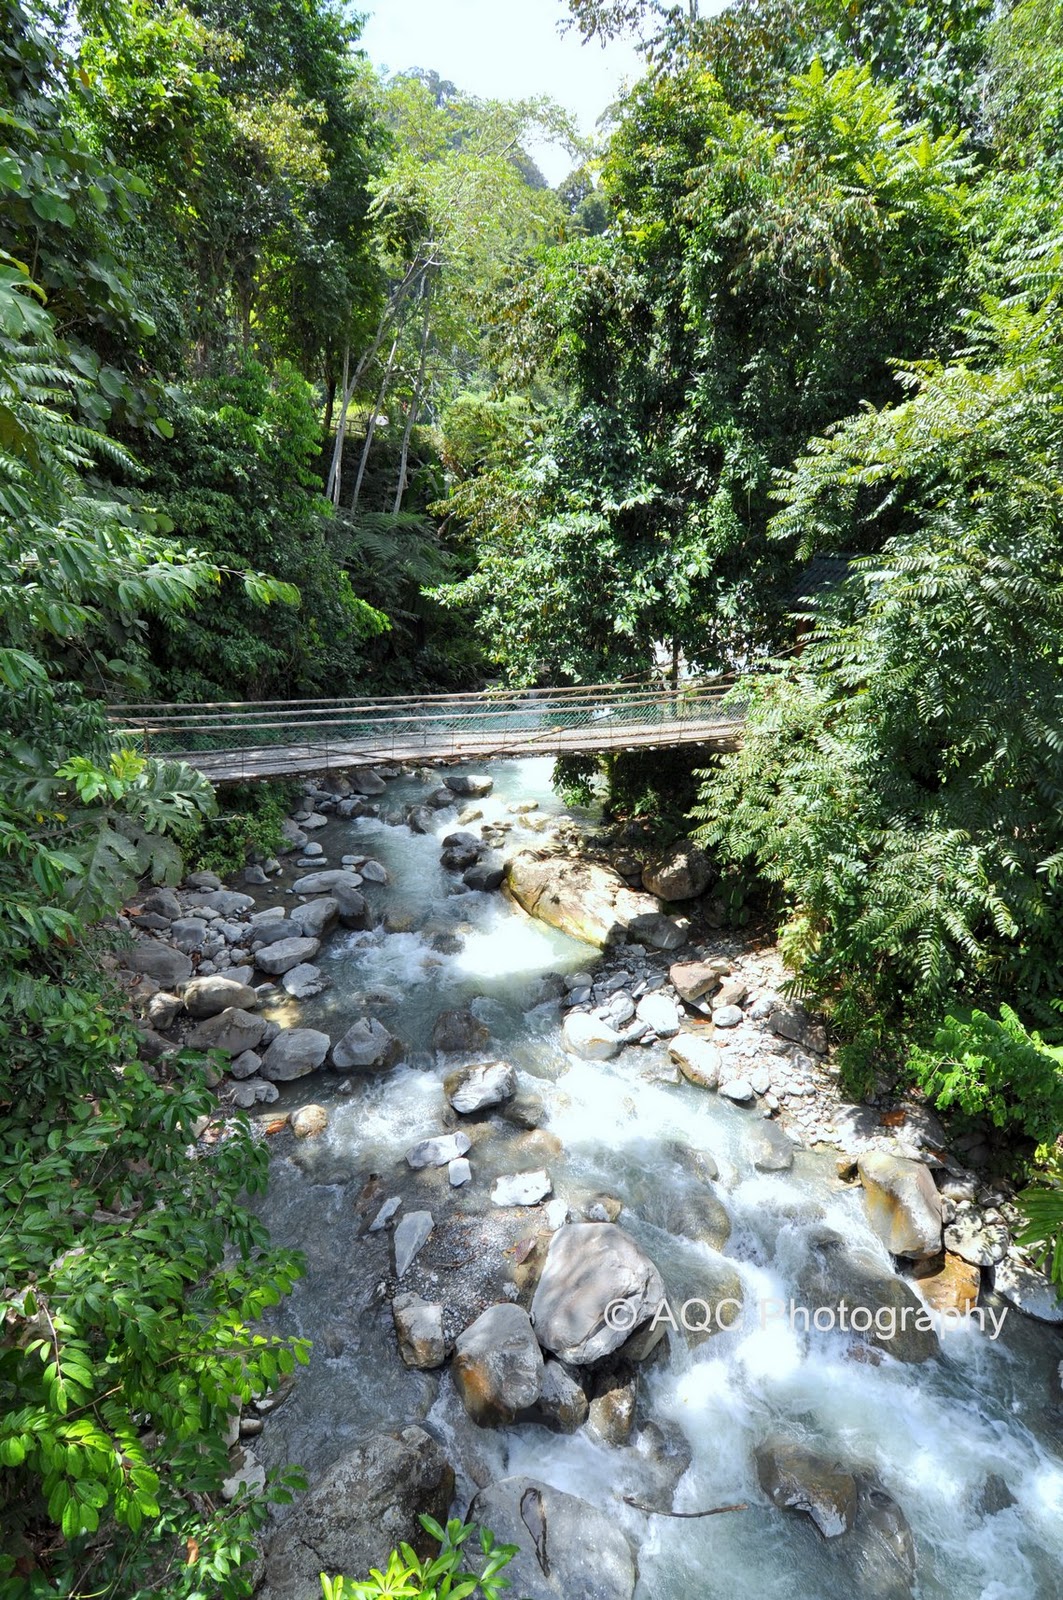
[908,1004,1063,1145]
[320,1516,516,1600]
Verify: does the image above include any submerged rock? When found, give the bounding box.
[756,1437,858,1538]
[431,1006,490,1053]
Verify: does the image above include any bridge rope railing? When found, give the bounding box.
[109,678,742,764]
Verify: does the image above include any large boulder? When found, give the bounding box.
[255,936,321,977]
[562,1012,622,1061]
[641,843,712,902]
[507,853,669,950]
[463,853,505,893]
[858,1154,943,1261]
[183,975,258,1019]
[349,767,387,795]
[469,1477,637,1600]
[911,1252,981,1315]
[289,897,340,938]
[187,1007,267,1057]
[121,943,192,986]
[755,1438,858,1538]
[530,1223,666,1366]
[260,1427,454,1600]
[992,1258,1063,1323]
[331,1017,402,1072]
[444,1060,517,1114]
[669,958,729,1003]
[431,1007,490,1053]
[452,1303,544,1426]
[751,1120,795,1173]
[259,1028,331,1082]
[798,1229,940,1363]
[444,772,494,798]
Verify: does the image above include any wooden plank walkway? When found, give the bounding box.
[109,681,742,784]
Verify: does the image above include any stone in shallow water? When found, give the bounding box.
[444,772,494,797]
[282,963,327,1000]
[332,1016,401,1072]
[291,1104,328,1139]
[751,1119,796,1172]
[259,1027,330,1081]
[755,1438,858,1539]
[444,1059,517,1114]
[452,1303,543,1425]
[406,1132,471,1170]
[562,1011,622,1060]
[491,1169,552,1207]
[531,1222,666,1366]
[448,1157,472,1187]
[368,1195,401,1232]
[469,1477,637,1600]
[392,1293,446,1369]
[393,1210,433,1278]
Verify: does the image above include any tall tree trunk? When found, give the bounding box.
[392,292,432,516]
[351,331,400,512]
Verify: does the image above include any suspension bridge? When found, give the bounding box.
[109,679,742,784]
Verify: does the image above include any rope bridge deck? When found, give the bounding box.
[109,680,742,783]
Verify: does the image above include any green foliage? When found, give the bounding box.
[177,781,300,877]
[321,1516,517,1600]
[1015,1151,1063,1295]
[909,1005,1063,1144]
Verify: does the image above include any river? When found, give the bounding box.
[248,756,1063,1600]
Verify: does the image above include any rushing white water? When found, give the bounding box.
[254,758,1063,1600]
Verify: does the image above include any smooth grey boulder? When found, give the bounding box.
[562,1012,622,1061]
[349,767,387,795]
[183,975,258,1019]
[406,1132,471,1170]
[142,888,181,920]
[858,1153,943,1262]
[122,943,192,986]
[431,1006,490,1053]
[282,963,327,1000]
[187,1007,267,1057]
[255,936,321,976]
[463,853,505,892]
[444,772,494,797]
[798,1229,940,1363]
[331,1017,401,1072]
[452,1303,544,1425]
[359,858,389,884]
[444,1060,517,1114]
[469,1477,636,1600]
[334,882,370,928]
[289,897,339,938]
[259,1027,331,1081]
[260,1428,454,1600]
[169,917,209,952]
[291,869,363,896]
[392,1293,446,1369]
[185,869,223,890]
[249,918,300,946]
[229,1049,262,1080]
[530,1223,666,1366]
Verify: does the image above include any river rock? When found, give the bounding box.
[507,852,670,950]
[798,1229,940,1362]
[332,1017,402,1072]
[453,1303,544,1425]
[858,1153,943,1261]
[668,1034,721,1089]
[260,1427,453,1600]
[259,1028,331,1081]
[393,1210,433,1278]
[444,1060,517,1113]
[407,805,436,834]
[531,1223,666,1366]
[187,1007,267,1057]
[587,1362,637,1447]
[469,1477,637,1600]
[122,943,192,986]
[626,911,686,951]
[712,1004,744,1028]
[231,1077,278,1109]
[755,1438,858,1538]
[719,1077,755,1102]
[392,1293,446,1368]
[282,963,327,999]
[184,975,258,1019]
[280,820,306,851]
[255,936,321,977]
[492,1169,552,1206]
[535,1360,589,1433]
[751,1120,795,1172]
[636,992,680,1037]
[911,1251,981,1314]
[406,1132,471,1169]
[230,1049,262,1079]
[195,888,255,917]
[449,1157,471,1186]
[563,1011,623,1060]
[943,1211,1009,1267]
[142,887,182,920]
[669,958,728,1003]
[335,882,370,928]
[642,842,712,902]
[360,858,389,884]
[992,1258,1063,1322]
[291,869,363,896]
[289,897,339,938]
[431,1006,490,1053]
[349,767,387,795]
[850,1479,918,1598]
[249,917,300,946]
[444,772,494,797]
[184,870,223,890]
[147,990,182,1029]
[463,853,505,892]
[291,1104,328,1139]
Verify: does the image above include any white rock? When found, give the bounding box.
[393,1210,433,1278]
[636,993,681,1037]
[719,1078,755,1103]
[406,1132,471,1170]
[449,1157,472,1187]
[491,1170,552,1206]
[563,1012,622,1060]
